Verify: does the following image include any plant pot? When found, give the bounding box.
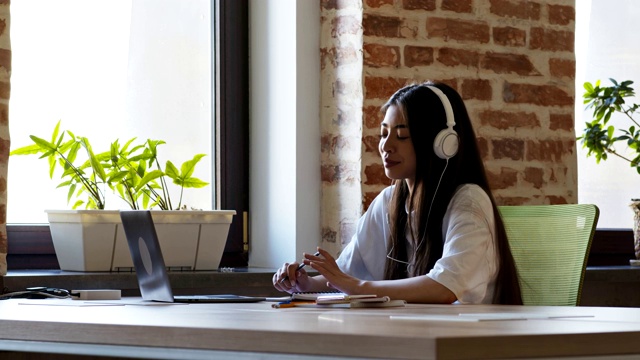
[46,210,235,272]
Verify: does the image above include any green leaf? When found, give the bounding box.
[9,144,42,156]
[179,154,206,178]
[165,161,179,179]
[30,135,57,152]
[135,170,164,191]
[175,177,209,188]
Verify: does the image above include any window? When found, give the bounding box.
[8,0,213,223]
[7,0,249,268]
[576,0,640,229]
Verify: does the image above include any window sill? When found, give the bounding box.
[1,268,283,298]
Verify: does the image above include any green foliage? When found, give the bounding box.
[10,121,209,210]
[579,78,640,174]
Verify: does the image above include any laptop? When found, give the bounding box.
[119,210,266,303]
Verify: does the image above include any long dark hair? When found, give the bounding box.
[381,82,522,305]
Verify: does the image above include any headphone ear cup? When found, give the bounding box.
[433,128,459,160]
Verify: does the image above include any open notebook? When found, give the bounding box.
[119,210,265,303]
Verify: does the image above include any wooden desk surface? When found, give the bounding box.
[1,298,640,360]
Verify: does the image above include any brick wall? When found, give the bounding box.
[320,0,576,254]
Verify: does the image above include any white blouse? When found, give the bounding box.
[335,184,497,304]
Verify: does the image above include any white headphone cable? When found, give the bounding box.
[386,159,449,266]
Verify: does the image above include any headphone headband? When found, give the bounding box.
[425,85,455,129]
[425,85,459,159]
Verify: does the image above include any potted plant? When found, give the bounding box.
[10,121,235,271]
[578,78,640,266]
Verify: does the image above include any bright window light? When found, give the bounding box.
[8,0,213,223]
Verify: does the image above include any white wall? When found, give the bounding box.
[248,1,321,268]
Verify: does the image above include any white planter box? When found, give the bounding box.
[46,210,236,272]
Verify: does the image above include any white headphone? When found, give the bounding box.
[426,85,459,160]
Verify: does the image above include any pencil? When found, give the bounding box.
[279,251,321,284]
[271,301,314,309]
[272,303,296,309]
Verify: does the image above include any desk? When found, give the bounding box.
[1,299,640,359]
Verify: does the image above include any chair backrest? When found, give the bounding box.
[498,204,599,306]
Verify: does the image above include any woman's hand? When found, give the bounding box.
[272,255,325,294]
[304,248,364,294]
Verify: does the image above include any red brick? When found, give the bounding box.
[0,48,10,72]
[332,15,361,37]
[477,137,489,159]
[402,0,436,10]
[492,138,524,160]
[545,195,569,205]
[0,81,9,100]
[530,27,574,52]
[363,14,403,38]
[482,52,540,76]
[549,58,575,79]
[524,167,544,189]
[526,139,574,162]
[321,134,358,155]
[461,79,492,100]
[364,0,394,8]
[404,46,434,67]
[322,0,361,10]
[0,102,6,126]
[0,205,5,228]
[363,135,380,153]
[486,167,518,189]
[489,0,541,20]
[494,196,530,206]
[503,82,573,107]
[478,110,539,130]
[549,113,573,132]
[442,0,473,13]
[0,137,10,164]
[437,47,480,68]
[364,163,387,185]
[364,44,401,68]
[364,105,384,129]
[363,190,383,211]
[320,46,359,70]
[322,227,337,244]
[548,4,574,26]
[427,18,490,44]
[364,76,407,100]
[493,27,526,47]
[321,163,359,183]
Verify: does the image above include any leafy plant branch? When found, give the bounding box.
[579,78,640,173]
[10,121,210,210]
[12,122,107,209]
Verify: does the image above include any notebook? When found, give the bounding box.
[119,210,266,303]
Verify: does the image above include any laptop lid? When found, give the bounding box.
[119,210,266,303]
[120,210,176,302]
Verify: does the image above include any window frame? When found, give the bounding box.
[6,0,250,270]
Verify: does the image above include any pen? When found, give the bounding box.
[279,251,321,284]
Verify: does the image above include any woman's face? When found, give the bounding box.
[379,104,417,191]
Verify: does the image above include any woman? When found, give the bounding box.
[272,82,522,304]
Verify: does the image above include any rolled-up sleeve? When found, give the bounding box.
[426,185,497,304]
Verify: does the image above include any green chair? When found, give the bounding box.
[499,204,599,306]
